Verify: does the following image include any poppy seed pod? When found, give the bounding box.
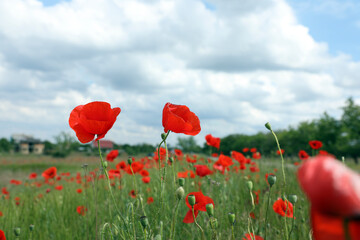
[103,161,108,169]
[127,157,133,165]
[267,175,276,187]
[265,122,272,131]
[228,212,235,225]
[246,180,253,190]
[140,216,149,229]
[178,178,185,187]
[14,227,21,237]
[161,133,167,140]
[188,195,196,207]
[176,187,185,200]
[169,157,174,163]
[206,203,214,217]
[29,224,34,231]
[288,194,298,205]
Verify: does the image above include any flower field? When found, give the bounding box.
[0,102,359,240]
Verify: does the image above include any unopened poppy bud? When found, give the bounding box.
[14,227,21,236]
[178,178,185,186]
[288,194,298,204]
[206,203,214,217]
[29,224,34,231]
[246,180,253,190]
[127,157,133,165]
[188,195,196,207]
[161,133,167,140]
[175,187,185,200]
[169,157,174,163]
[140,216,149,229]
[103,161,108,169]
[267,175,276,187]
[265,122,272,131]
[228,212,235,225]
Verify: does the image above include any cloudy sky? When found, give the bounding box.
[0,0,359,146]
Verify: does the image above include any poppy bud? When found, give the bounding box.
[188,194,196,207]
[178,178,185,187]
[267,175,276,187]
[288,194,298,204]
[29,224,34,231]
[103,161,108,169]
[206,203,214,217]
[265,122,272,131]
[211,217,218,228]
[246,180,253,190]
[169,157,174,163]
[161,133,167,140]
[14,227,21,236]
[228,212,235,225]
[175,187,185,200]
[140,216,149,229]
[127,157,133,165]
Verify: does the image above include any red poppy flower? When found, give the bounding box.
[140,169,149,177]
[116,161,127,170]
[177,171,189,178]
[276,149,285,155]
[194,165,212,177]
[298,150,309,160]
[232,151,246,164]
[298,155,360,240]
[211,153,218,157]
[42,167,57,180]
[76,189,83,193]
[250,148,257,153]
[55,185,63,191]
[242,233,264,240]
[216,154,234,168]
[125,162,144,175]
[183,192,214,223]
[69,101,121,143]
[174,149,183,157]
[243,148,249,153]
[309,140,323,150]
[0,229,5,240]
[2,187,9,195]
[147,197,154,204]
[10,179,22,185]
[129,190,136,198]
[273,198,294,218]
[252,152,261,160]
[162,102,201,135]
[29,172,37,179]
[205,134,220,149]
[142,177,151,184]
[76,206,88,216]
[106,150,119,162]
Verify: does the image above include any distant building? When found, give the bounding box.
[12,134,45,154]
[92,140,114,150]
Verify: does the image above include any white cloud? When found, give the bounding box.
[0,0,359,146]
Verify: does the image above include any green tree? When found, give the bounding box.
[0,138,12,153]
[177,136,201,153]
[52,132,79,158]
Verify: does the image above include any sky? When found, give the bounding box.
[0,0,359,147]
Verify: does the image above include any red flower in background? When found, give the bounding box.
[116,161,127,170]
[273,198,294,218]
[0,229,5,240]
[147,197,154,204]
[183,192,214,223]
[194,165,212,177]
[250,148,257,153]
[174,149,183,157]
[298,150,309,160]
[142,177,151,184]
[10,179,22,185]
[76,206,87,216]
[76,189,83,193]
[2,188,9,195]
[205,134,221,149]
[298,155,360,240]
[55,185,63,191]
[309,140,323,150]
[252,152,261,160]
[276,149,285,155]
[129,190,136,198]
[242,233,264,240]
[42,167,57,180]
[242,148,249,153]
[106,150,119,162]
[216,154,234,168]
[69,101,121,143]
[29,173,37,179]
[162,102,201,135]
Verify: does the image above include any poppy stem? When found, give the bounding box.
[157,131,170,222]
[192,207,205,240]
[270,129,287,190]
[231,225,235,240]
[97,142,131,239]
[288,203,296,239]
[264,186,272,240]
[169,198,181,240]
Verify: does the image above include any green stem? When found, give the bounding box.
[231,225,235,240]
[289,203,296,239]
[170,199,181,240]
[98,142,130,238]
[192,207,205,240]
[264,186,272,240]
[270,130,286,189]
[157,131,170,222]
[143,228,147,240]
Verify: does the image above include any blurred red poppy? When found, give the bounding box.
[142,177,151,184]
[298,150,309,160]
[140,169,149,177]
[162,102,201,135]
[216,154,234,168]
[194,165,212,177]
[309,140,323,150]
[0,229,5,240]
[55,185,63,191]
[250,148,257,153]
[10,179,22,185]
[252,152,261,160]
[276,149,285,155]
[76,189,83,194]
[205,134,220,149]
[174,149,183,157]
[273,198,293,218]
[242,148,249,153]
[183,192,214,223]
[116,161,127,170]
[298,155,360,240]
[1,187,9,195]
[69,101,121,143]
[129,190,136,198]
[106,150,119,162]
[76,206,87,216]
[29,173,37,179]
[147,197,154,204]
[242,233,264,240]
[42,167,57,180]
